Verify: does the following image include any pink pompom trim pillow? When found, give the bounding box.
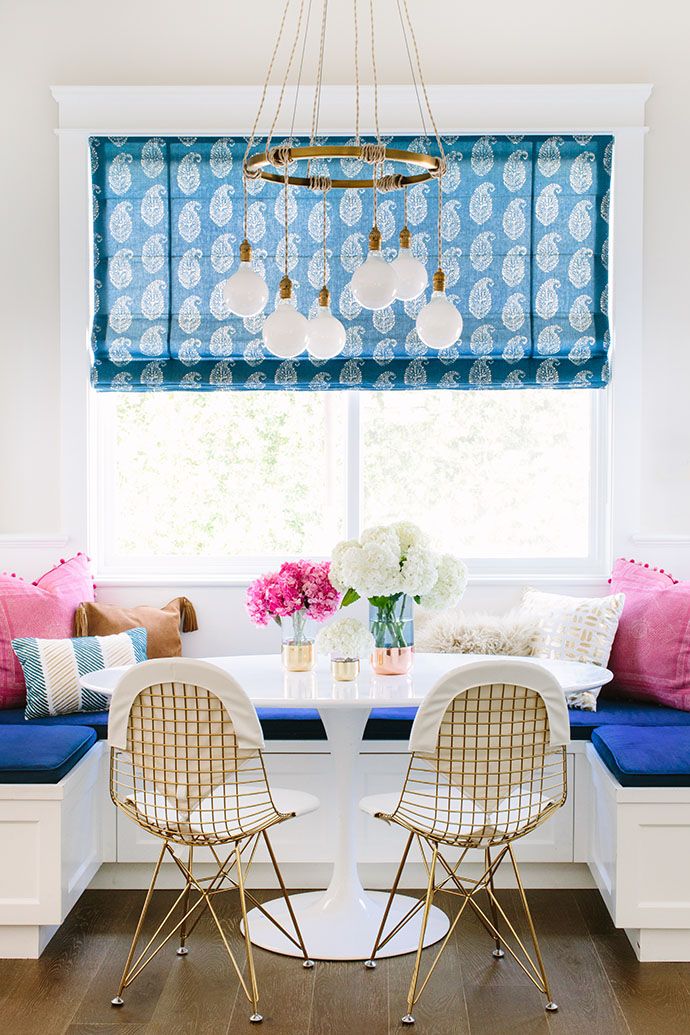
[0,554,95,709]
[607,558,690,710]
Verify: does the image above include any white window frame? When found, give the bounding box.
[52,84,651,586]
[92,389,608,579]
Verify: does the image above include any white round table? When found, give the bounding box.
[81,652,611,961]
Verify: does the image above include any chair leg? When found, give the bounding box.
[112,841,167,1006]
[262,830,314,969]
[235,840,262,1023]
[365,830,414,969]
[403,843,438,1026]
[485,847,504,959]
[508,844,557,1012]
[177,845,193,956]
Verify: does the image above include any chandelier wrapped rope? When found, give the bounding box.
[221,0,461,358]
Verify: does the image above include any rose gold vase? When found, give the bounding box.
[370,646,414,676]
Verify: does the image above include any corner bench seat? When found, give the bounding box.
[0,725,97,783]
[592,726,690,787]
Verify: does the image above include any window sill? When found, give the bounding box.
[93,571,610,590]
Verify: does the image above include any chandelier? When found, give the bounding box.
[220,0,462,360]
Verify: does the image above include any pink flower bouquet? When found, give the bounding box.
[246,560,340,645]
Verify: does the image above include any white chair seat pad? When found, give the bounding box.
[360,785,554,844]
[128,783,319,841]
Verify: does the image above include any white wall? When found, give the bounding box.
[0,1,688,560]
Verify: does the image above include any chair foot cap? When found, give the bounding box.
[545,1002,558,1012]
[176,946,189,956]
[492,948,505,958]
[402,1015,415,1025]
[111,997,124,1007]
[302,959,315,969]
[250,1014,263,1023]
[364,959,377,969]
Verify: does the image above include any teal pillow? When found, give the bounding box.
[12,627,147,719]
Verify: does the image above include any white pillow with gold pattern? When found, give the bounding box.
[520,589,625,710]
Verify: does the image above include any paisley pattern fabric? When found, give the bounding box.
[90,134,612,391]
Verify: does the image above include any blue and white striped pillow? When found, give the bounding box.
[12,628,147,719]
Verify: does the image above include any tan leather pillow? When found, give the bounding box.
[73,597,198,658]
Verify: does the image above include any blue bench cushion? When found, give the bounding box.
[0,708,110,740]
[592,726,690,787]
[2,688,690,746]
[0,725,97,783]
[569,696,690,740]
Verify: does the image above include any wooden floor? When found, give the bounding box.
[2,888,690,1035]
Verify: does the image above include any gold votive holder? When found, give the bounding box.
[282,641,315,672]
[331,658,360,682]
[371,645,414,676]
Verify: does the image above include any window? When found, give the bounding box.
[94,389,607,577]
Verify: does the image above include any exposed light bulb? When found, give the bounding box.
[262,276,310,358]
[220,240,268,317]
[350,226,397,310]
[308,288,347,359]
[416,269,463,349]
[391,227,428,301]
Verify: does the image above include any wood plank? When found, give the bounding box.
[386,889,470,1034]
[71,889,197,1029]
[4,889,690,1035]
[575,889,690,1035]
[224,889,316,1033]
[525,889,629,1035]
[1,890,135,1035]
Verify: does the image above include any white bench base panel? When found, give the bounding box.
[2,738,690,961]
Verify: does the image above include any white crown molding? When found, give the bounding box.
[50,83,653,135]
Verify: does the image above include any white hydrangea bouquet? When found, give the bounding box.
[330,521,468,674]
[316,616,374,681]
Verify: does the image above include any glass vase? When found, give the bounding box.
[369,594,414,675]
[280,611,315,672]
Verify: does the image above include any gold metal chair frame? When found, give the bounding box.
[244,144,443,189]
[363,681,567,1024]
[109,678,315,1024]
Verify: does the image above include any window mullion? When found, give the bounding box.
[346,392,361,539]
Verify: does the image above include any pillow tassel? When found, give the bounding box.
[181,597,199,633]
[73,603,89,637]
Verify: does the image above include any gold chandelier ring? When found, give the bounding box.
[244,145,443,190]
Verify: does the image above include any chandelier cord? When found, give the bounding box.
[395,0,429,141]
[266,0,307,160]
[284,156,290,280]
[322,185,328,291]
[353,0,360,145]
[242,0,293,235]
[243,0,292,165]
[369,0,381,146]
[308,0,329,181]
[437,175,443,272]
[400,0,445,167]
[289,0,314,143]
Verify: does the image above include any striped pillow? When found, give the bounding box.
[12,628,147,719]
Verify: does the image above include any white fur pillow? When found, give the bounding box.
[415,608,536,657]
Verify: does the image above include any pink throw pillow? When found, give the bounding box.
[0,554,95,709]
[607,557,690,710]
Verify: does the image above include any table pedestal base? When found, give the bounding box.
[244,890,449,961]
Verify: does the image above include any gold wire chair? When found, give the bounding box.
[359,659,569,1024]
[107,658,318,1024]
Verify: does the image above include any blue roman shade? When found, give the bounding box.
[89,134,612,390]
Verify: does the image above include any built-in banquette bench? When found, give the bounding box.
[2,698,690,961]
